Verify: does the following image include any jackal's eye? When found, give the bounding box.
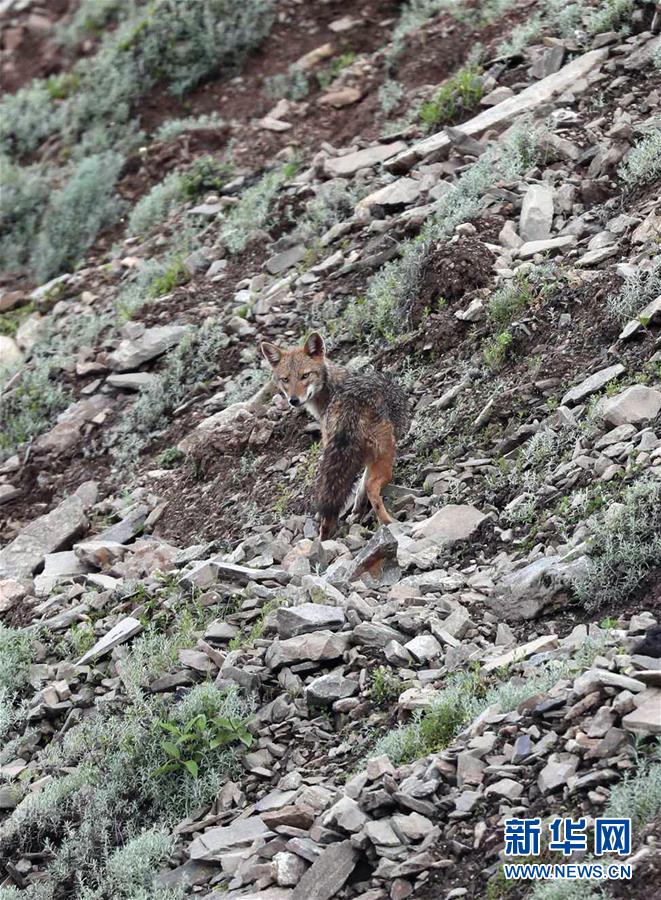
[300,372,310,380]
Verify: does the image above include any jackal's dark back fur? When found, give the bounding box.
[316,369,409,521]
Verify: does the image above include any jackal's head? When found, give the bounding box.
[260,332,326,408]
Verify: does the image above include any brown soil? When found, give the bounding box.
[410,235,495,326]
[0,0,75,92]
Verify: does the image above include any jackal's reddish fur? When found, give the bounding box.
[260,332,409,539]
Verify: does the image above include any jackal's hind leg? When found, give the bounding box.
[365,431,395,526]
[349,469,369,523]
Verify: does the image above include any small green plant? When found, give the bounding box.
[179,154,229,199]
[229,597,286,650]
[483,330,513,371]
[618,130,661,189]
[148,256,190,297]
[575,478,661,611]
[156,447,185,468]
[488,274,532,327]
[419,65,483,130]
[45,71,81,100]
[264,65,309,100]
[371,667,404,708]
[220,167,285,254]
[32,152,125,283]
[379,79,404,115]
[0,358,71,456]
[153,712,253,778]
[317,51,356,90]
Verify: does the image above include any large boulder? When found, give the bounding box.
[488,554,588,621]
[277,603,346,638]
[265,631,350,670]
[412,504,487,546]
[107,325,188,372]
[519,183,554,242]
[0,481,98,579]
[597,384,661,427]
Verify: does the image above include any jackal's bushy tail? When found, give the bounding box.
[316,409,364,521]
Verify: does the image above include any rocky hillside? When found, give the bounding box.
[1,1,661,899]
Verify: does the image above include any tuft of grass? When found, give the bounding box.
[488,273,532,327]
[32,152,125,283]
[127,171,187,236]
[111,322,226,467]
[606,257,661,324]
[606,750,661,832]
[575,478,661,612]
[483,330,514,371]
[219,168,286,254]
[496,14,543,56]
[128,156,228,236]
[155,111,225,142]
[0,358,71,457]
[371,648,603,767]
[148,257,191,297]
[264,65,310,100]
[618,130,661,189]
[317,52,356,90]
[370,667,405,708]
[419,65,483,130]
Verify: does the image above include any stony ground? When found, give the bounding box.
[1,1,660,899]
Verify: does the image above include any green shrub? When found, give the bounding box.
[264,65,310,100]
[0,81,63,158]
[178,155,229,199]
[483,330,513,370]
[584,0,633,34]
[575,478,661,611]
[606,753,661,832]
[0,157,49,272]
[0,359,71,457]
[123,0,275,96]
[155,112,225,141]
[58,0,139,46]
[420,65,483,129]
[127,172,185,236]
[31,152,124,283]
[220,168,285,253]
[606,257,661,323]
[618,130,661,189]
[112,322,226,465]
[488,273,532,327]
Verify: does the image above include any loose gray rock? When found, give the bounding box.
[108,325,189,372]
[0,481,97,579]
[277,603,346,638]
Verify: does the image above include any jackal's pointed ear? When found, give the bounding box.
[304,332,325,358]
[260,341,282,368]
